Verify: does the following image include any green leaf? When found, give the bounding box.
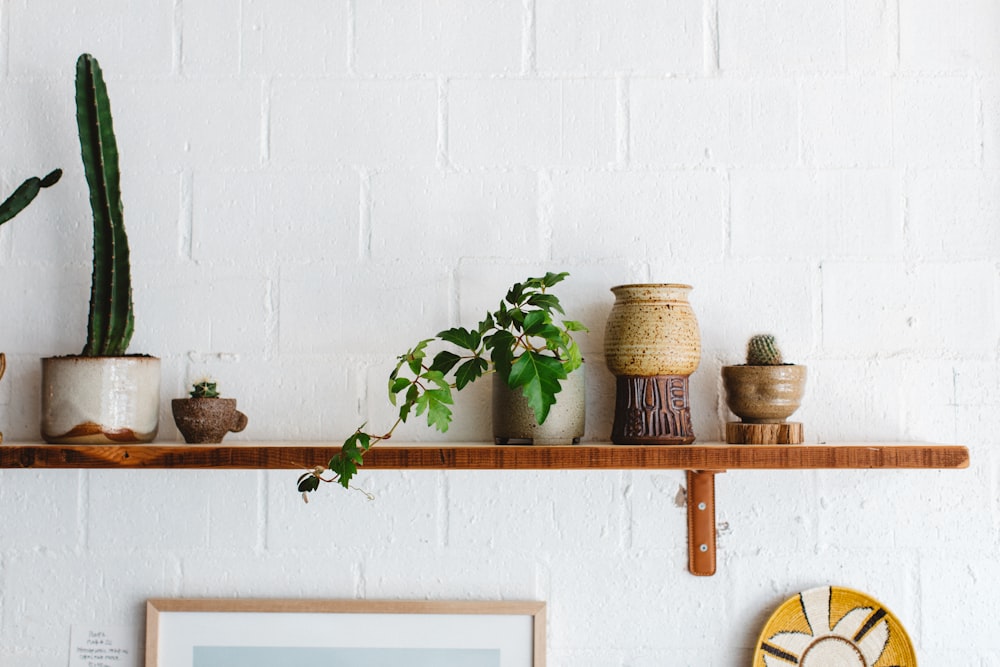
[454,357,488,390]
[297,473,320,493]
[505,282,525,304]
[429,350,461,375]
[421,369,450,391]
[563,338,583,372]
[526,293,564,314]
[415,388,454,432]
[494,302,510,328]
[527,322,561,343]
[345,430,372,453]
[521,310,550,335]
[506,307,526,328]
[562,319,588,332]
[437,327,481,351]
[343,444,363,464]
[405,339,432,374]
[507,351,568,423]
[388,377,411,405]
[477,313,495,334]
[485,330,515,380]
[327,452,358,489]
[521,276,544,291]
[540,271,569,288]
[399,384,420,421]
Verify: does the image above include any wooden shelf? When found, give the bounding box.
[0,441,969,470]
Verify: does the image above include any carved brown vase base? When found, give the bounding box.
[726,421,804,445]
[611,375,695,445]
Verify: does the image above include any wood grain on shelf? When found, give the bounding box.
[0,441,969,470]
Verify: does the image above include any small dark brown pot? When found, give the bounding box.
[171,398,248,444]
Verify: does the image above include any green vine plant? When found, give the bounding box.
[298,272,587,500]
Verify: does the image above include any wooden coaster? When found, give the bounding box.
[726,421,803,445]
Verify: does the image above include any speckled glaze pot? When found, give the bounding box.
[172,397,249,443]
[492,367,585,445]
[604,284,701,444]
[722,364,806,424]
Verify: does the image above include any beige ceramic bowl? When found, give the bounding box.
[721,364,807,424]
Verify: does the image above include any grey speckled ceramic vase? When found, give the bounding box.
[604,284,701,444]
[492,367,585,445]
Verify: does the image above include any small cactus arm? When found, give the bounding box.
[0,169,62,226]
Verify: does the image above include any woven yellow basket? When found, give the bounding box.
[753,586,916,666]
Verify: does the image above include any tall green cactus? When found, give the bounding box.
[76,53,134,356]
[746,334,784,366]
[0,169,62,226]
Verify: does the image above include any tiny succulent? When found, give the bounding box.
[746,334,784,366]
[0,169,62,226]
[298,272,587,498]
[189,380,220,399]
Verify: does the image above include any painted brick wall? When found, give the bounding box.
[0,1,997,665]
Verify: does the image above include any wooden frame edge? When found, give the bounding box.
[145,598,545,667]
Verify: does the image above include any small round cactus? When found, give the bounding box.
[746,334,784,366]
[189,380,220,398]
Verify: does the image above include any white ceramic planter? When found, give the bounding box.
[41,356,161,443]
[492,367,585,445]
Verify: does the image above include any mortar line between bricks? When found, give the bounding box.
[79,470,89,553]
[704,0,720,76]
[436,78,450,170]
[615,76,630,168]
[447,265,458,328]
[260,79,271,166]
[0,0,9,80]
[264,272,279,362]
[346,0,357,76]
[172,0,183,76]
[439,472,450,548]
[257,469,267,551]
[521,0,536,75]
[537,169,554,260]
[359,169,372,260]
[236,0,245,75]
[974,77,985,167]
[179,170,194,261]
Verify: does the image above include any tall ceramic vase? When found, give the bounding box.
[604,284,701,444]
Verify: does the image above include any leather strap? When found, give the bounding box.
[687,470,719,576]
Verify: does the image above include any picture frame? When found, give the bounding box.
[146,598,546,667]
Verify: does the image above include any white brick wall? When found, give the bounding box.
[0,0,997,665]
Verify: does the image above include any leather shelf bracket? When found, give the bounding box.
[686,470,724,576]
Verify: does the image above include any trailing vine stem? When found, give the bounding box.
[297,272,587,500]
